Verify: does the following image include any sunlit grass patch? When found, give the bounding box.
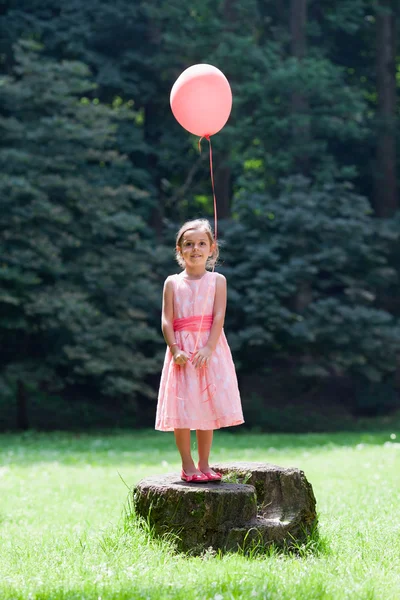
[0,429,399,599]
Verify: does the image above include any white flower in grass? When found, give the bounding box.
[383,441,400,448]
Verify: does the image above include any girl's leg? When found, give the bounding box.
[196,430,219,475]
[174,428,202,475]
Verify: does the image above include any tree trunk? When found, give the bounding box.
[223,0,237,26]
[290,0,307,60]
[210,0,238,220]
[16,379,29,430]
[290,0,309,174]
[290,0,312,312]
[144,101,164,239]
[374,0,397,217]
[214,156,232,220]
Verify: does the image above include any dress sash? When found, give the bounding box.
[173,315,213,332]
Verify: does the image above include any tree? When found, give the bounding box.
[0,40,164,426]
[1,1,400,426]
[222,176,400,385]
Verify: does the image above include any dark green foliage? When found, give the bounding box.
[222,176,400,382]
[0,1,399,429]
[0,41,165,420]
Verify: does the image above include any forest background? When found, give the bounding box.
[1,0,400,432]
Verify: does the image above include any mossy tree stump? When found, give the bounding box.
[133,462,317,555]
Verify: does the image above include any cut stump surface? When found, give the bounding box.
[133,462,317,554]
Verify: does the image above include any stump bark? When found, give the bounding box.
[133,461,317,554]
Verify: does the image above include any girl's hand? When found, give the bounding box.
[192,345,213,369]
[172,349,189,366]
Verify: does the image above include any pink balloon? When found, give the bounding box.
[170,64,232,137]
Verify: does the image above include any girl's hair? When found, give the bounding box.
[175,219,219,269]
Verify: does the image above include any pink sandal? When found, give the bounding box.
[200,470,222,482]
[181,470,209,483]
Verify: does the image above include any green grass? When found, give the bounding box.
[0,428,399,599]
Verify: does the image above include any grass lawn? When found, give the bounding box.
[0,428,399,599]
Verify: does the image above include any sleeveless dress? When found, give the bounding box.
[155,270,244,431]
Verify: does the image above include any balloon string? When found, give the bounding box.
[192,134,218,358]
[198,135,218,243]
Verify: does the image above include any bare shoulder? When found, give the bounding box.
[214,272,227,285]
[163,275,176,292]
[214,272,227,291]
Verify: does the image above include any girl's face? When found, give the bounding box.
[178,229,214,269]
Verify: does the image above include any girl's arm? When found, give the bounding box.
[161,278,176,347]
[192,273,227,368]
[161,278,188,364]
[206,273,227,351]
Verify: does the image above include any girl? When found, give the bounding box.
[155,219,244,483]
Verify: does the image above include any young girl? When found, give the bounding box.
[155,218,244,483]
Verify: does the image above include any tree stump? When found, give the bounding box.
[133,461,317,555]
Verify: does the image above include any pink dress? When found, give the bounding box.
[155,270,244,431]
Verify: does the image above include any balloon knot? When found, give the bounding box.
[198,134,211,153]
